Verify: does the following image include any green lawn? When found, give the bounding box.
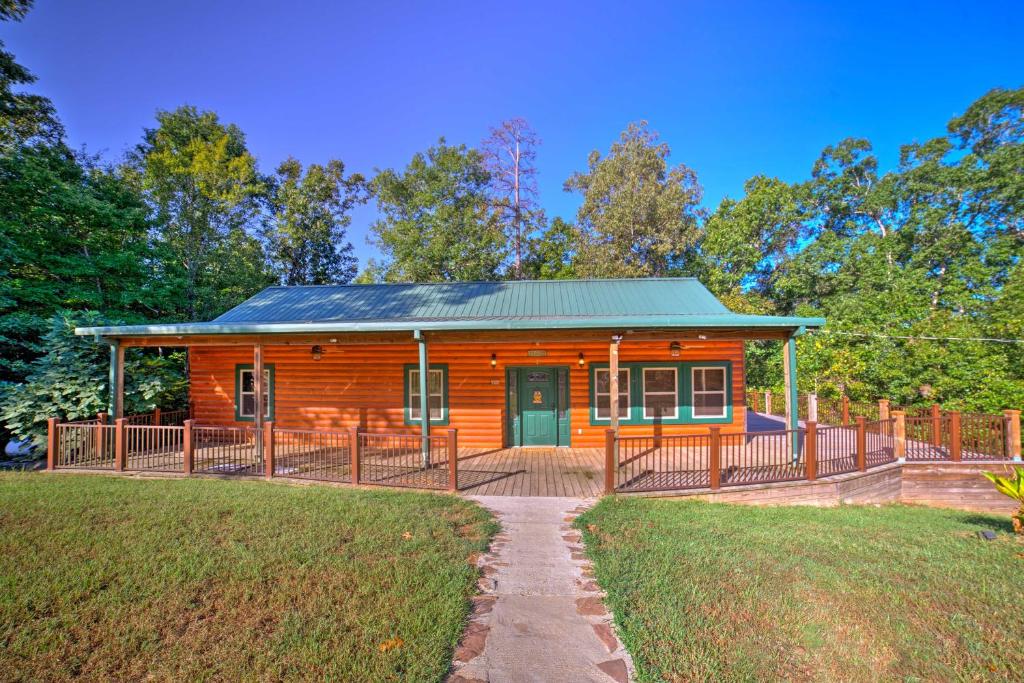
[577,498,1023,682]
[0,473,496,682]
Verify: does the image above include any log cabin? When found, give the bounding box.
[75,278,824,451]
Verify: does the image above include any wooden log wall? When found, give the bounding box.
[189,339,747,449]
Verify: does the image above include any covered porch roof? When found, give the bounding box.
[75,278,824,343]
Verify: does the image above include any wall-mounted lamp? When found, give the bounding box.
[697,334,708,341]
[669,341,681,357]
[490,353,497,368]
[311,345,323,361]
[578,352,586,368]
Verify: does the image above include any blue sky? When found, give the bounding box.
[5,1,1022,268]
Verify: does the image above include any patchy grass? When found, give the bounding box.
[577,498,1023,682]
[0,473,497,682]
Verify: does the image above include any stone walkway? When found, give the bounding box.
[448,496,633,683]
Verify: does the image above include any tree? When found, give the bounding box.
[481,118,543,277]
[266,157,368,285]
[0,1,61,150]
[522,217,579,280]
[127,105,274,320]
[0,145,167,383]
[368,139,506,282]
[0,312,187,449]
[564,121,703,277]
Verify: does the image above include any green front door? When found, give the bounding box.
[507,367,570,447]
[521,368,557,445]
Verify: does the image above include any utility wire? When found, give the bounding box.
[817,330,1024,344]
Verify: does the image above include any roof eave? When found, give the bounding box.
[75,315,826,339]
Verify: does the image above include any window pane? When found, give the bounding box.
[704,369,725,391]
[261,393,270,418]
[645,394,676,418]
[645,369,675,392]
[241,370,254,392]
[595,369,609,394]
[694,393,726,417]
[429,395,443,420]
[429,369,442,394]
[241,394,255,417]
[693,369,704,392]
[410,405,421,420]
[596,394,609,419]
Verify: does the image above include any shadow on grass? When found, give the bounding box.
[958,513,1017,534]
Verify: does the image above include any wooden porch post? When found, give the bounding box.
[892,410,906,461]
[253,343,265,465]
[604,429,615,494]
[108,341,124,419]
[609,335,622,476]
[183,419,194,474]
[349,426,361,484]
[805,421,817,481]
[47,417,58,470]
[948,411,962,462]
[114,417,127,471]
[263,420,275,479]
[765,389,772,415]
[1004,409,1021,461]
[784,335,799,462]
[414,330,431,468]
[709,426,721,490]
[930,403,941,447]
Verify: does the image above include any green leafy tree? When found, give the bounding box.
[522,217,579,280]
[266,157,368,285]
[369,139,506,282]
[127,105,274,320]
[564,121,703,277]
[0,146,167,383]
[0,2,61,151]
[0,312,187,449]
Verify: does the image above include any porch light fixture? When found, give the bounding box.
[697,334,707,341]
[490,353,497,368]
[311,345,323,361]
[669,341,681,357]
[577,352,585,367]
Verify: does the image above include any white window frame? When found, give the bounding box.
[642,367,679,420]
[238,368,271,419]
[691,366,728,419]
[408,368,444,422]
[594,367,630,420]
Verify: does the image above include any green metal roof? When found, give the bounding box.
[75,278,824,338]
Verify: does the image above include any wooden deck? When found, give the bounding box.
[456,447,605,497]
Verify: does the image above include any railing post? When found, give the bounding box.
[447,428,458,491]
[948,411,961,462]
[604,429,615,494]
[930,403,942,447]
[878,399,890,423]
[855,416,867,471]
[96,412,108,455]
[263,421,274,479]
[805,421,817,481]
[153,407,161,427]
[765,390,772,415]
[892,410,906,462]
[47,417,58,470]
[841,395,850,426]
[349,426,361,485]
[709,426,721,490]
[807,393,818,423]
[115,417,126,471]
[183,419,194,474]
[1004,410,1021,461]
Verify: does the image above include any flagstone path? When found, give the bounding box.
[447,496,633,683]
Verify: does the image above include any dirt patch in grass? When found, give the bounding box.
[576,498,1023,682]
[0,473,497,682]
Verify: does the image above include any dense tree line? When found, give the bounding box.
[1,1,1021,449]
